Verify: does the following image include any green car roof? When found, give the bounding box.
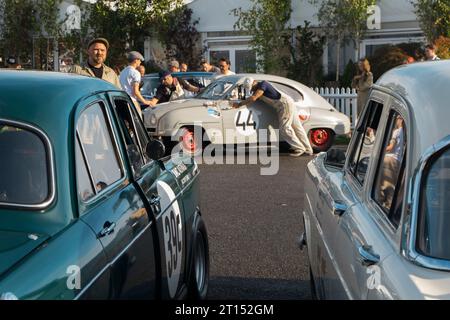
[0,70,121,237]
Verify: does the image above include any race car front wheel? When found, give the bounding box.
[188,217,209,300]
[309,128,335,153]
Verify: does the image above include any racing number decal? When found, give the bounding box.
[157,181,183,298]
[234,108,258,136]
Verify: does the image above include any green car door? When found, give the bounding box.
[74,94,158,299]
[107,92,188,299]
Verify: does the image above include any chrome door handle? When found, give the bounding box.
[358,245,380,266]
[98,221,116,238]
[332,200,347,216]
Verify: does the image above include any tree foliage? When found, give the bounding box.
[154,6,202,69]
[286,21,325,86]
[412,0,450,42]
[0,0,39,62]
[232,0,292,74]
[311,0,375,81]
[82,0,185,67]
[435,36,450,59]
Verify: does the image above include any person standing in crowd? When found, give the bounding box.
[180,62,188,72]
[200,59,220,73]
[167,59,199,94]
[168,60,181,72]
[148,71,185,107]
[6,56,22,69]
[232,77,313,157]
[425,44,440,61]
[70,37,121,89]
[352,58,373,116]
[119,51,153,115]
[216,58,235,77]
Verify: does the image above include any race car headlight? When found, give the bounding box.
[150,114,157,126]
[298,109,310,122]
[1,292,18,300]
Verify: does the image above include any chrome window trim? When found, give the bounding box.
[402,134,450,271]
[75,99,128,207]
[344,95,388,194]
[0,118,56,210]
[368,107,408,232]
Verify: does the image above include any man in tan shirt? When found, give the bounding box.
[71,38,121,89]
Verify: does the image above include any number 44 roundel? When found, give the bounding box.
[235,108,259,136]
[157,180,183,299]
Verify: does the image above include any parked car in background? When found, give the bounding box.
[142,74,350,154]
[0,70,209,300]
[301,60,450,299]
[140,71,214,101]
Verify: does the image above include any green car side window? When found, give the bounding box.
[76,102,123,196]
[0,123,49,206]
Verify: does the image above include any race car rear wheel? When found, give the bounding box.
[309,128,335,153]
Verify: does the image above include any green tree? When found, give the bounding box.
[412,0,450,42]
[232,0,292,74]
[0,0,39,64]
[286,21,325,86]
[154,6,202,68]
[311,0,375,81]
[84,0,184,67]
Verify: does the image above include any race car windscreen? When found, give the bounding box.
[196,80,235,100]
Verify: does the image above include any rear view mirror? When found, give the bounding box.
[146,140,166,161]
[324,148,346,168]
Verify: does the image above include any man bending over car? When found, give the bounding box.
[232,77,313,157]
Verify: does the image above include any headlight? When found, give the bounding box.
[150,114,157,126]
[1,292,18,300]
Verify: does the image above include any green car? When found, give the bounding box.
[0,70,209,300]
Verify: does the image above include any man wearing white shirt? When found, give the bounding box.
[119,51,153,116]
[215,58,235,78]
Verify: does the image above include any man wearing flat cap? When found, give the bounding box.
[70,37,121,89]
[119,51,152,115]
[148,71,185,107]
[167,59,199,95]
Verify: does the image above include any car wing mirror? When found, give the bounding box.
[324,148,346,169]
[146,140,166,161]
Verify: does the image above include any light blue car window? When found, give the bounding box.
[197,81,235,100]
[372,111,407,228]
[0,124,49,205]
[77,102,123,193]
[417,147,450,260]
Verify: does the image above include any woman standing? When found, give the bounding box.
[352,58,373,116]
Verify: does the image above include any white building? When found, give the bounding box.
[181,0,424,74]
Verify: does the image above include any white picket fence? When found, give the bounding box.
[313,87,358,129]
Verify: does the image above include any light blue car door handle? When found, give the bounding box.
[358,245,380,266]
[332,200,347,216]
